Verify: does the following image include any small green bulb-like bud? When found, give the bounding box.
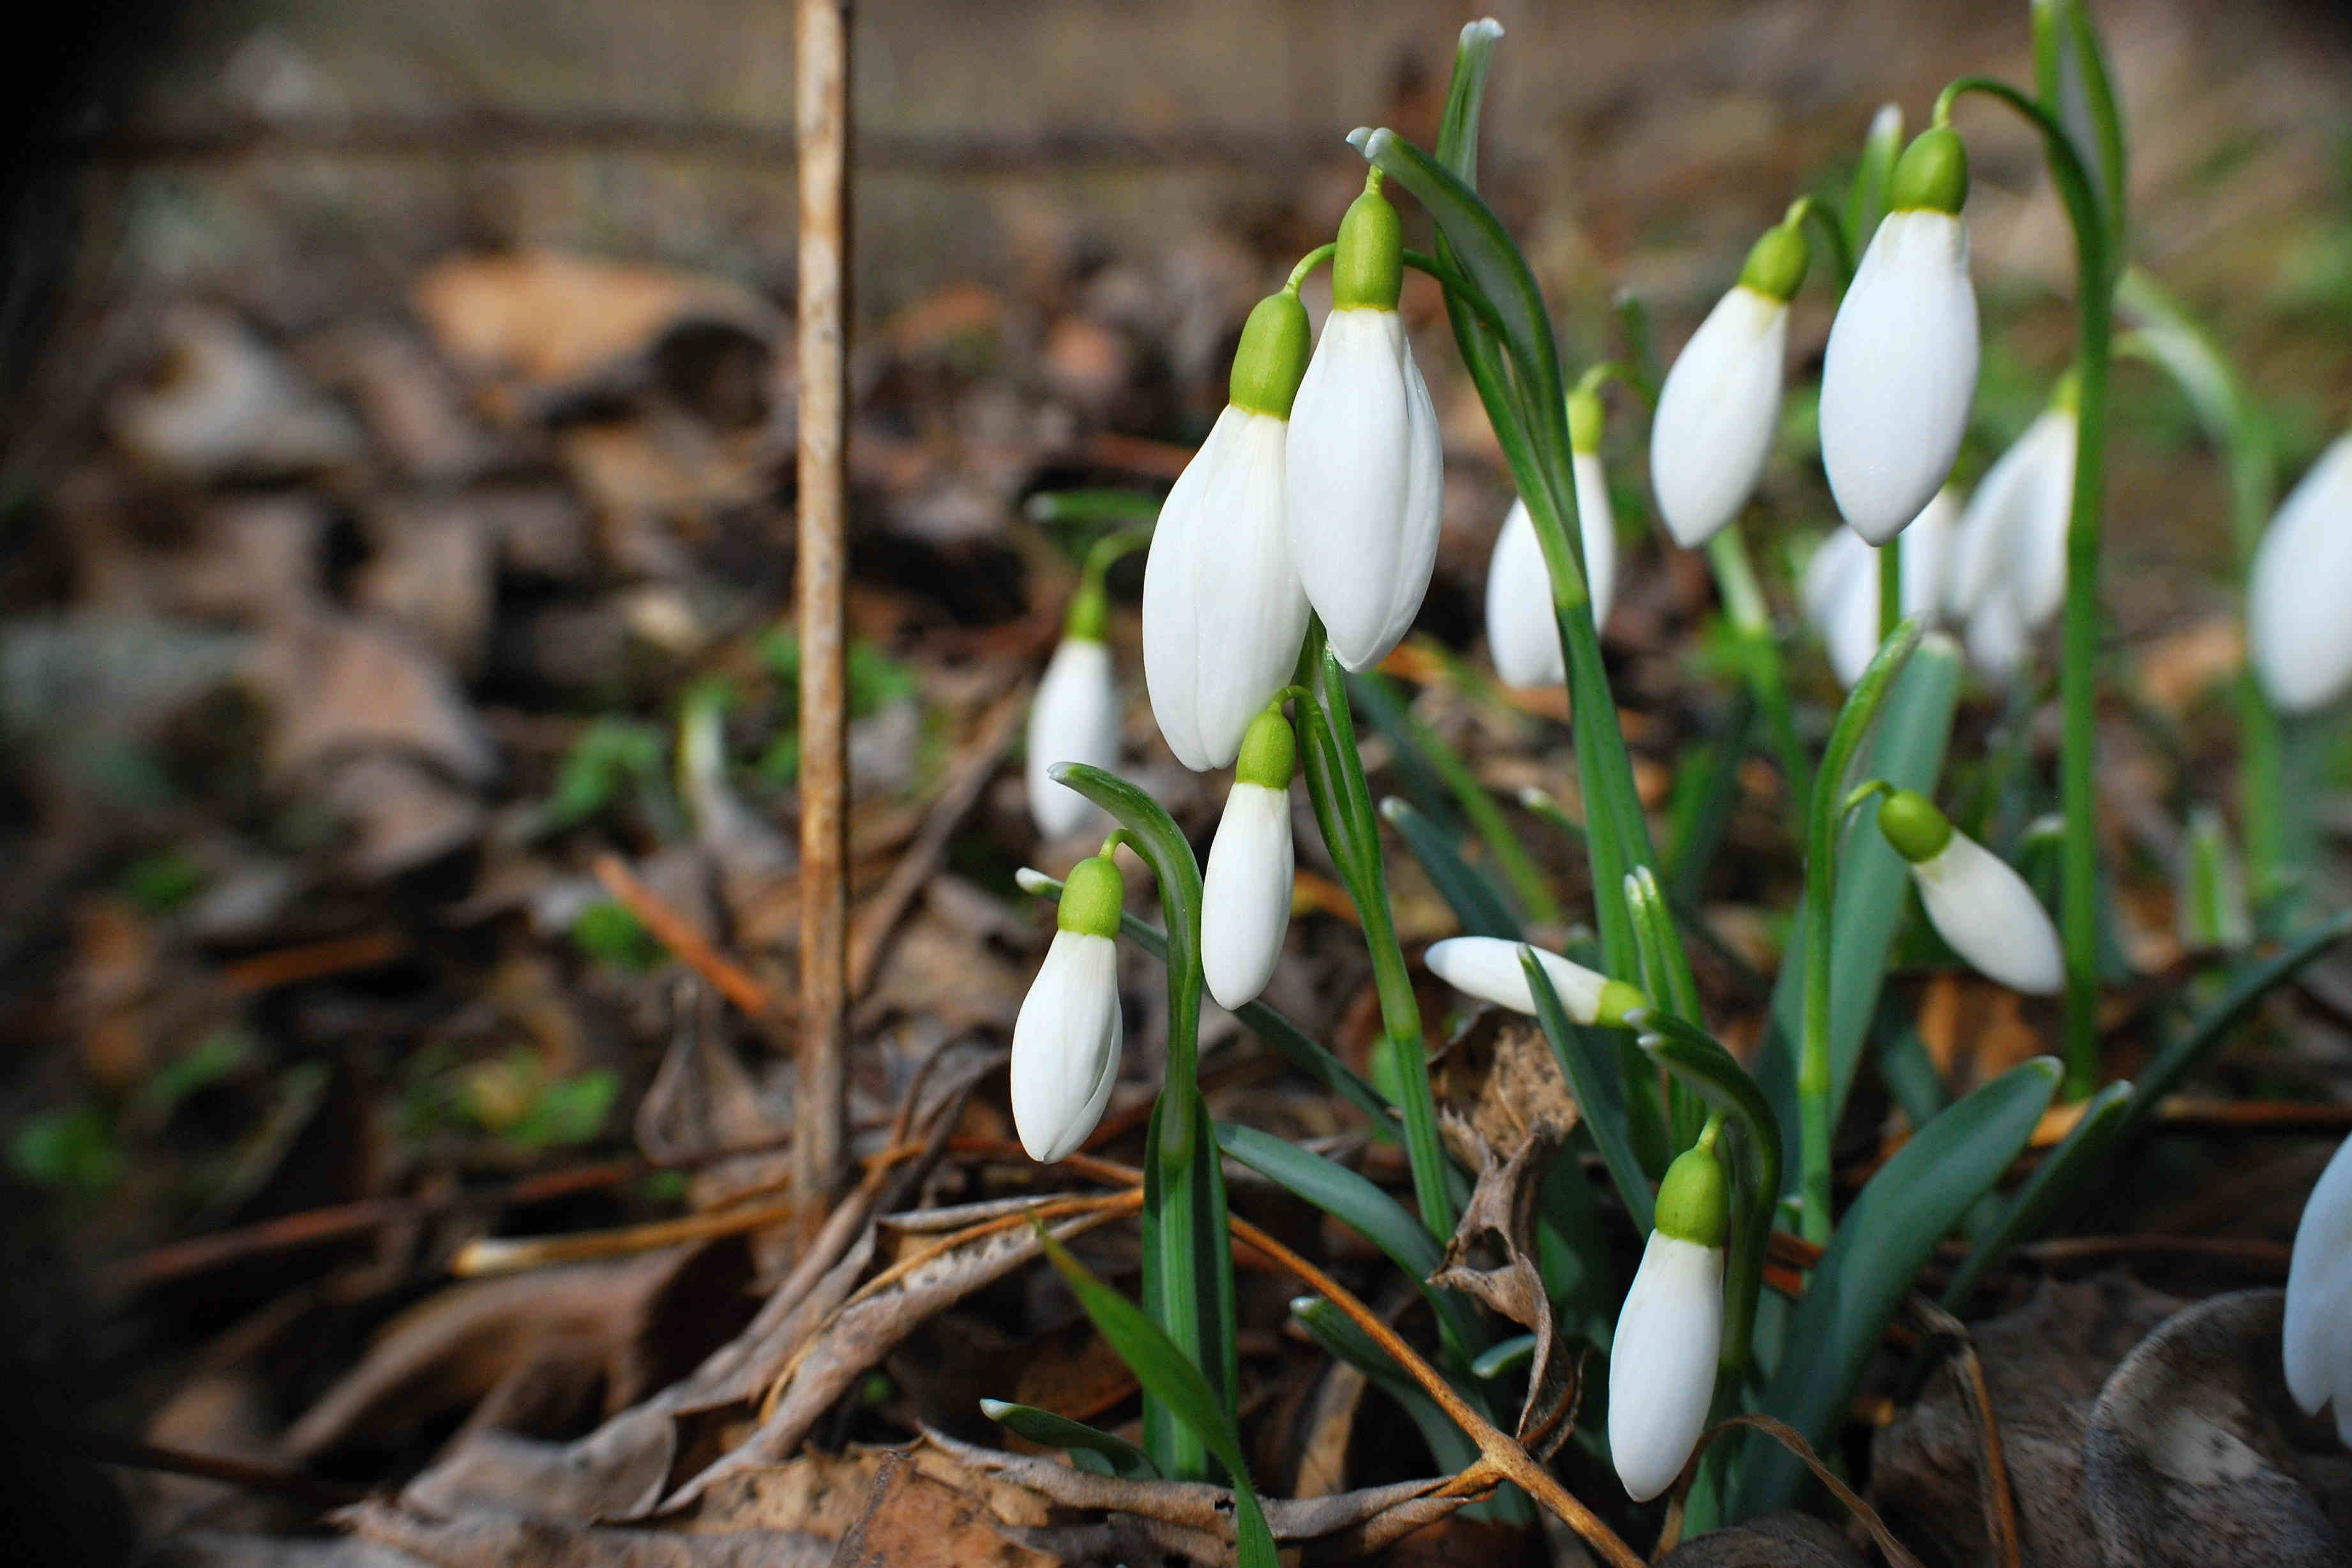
[1738,221,1809,304]
[1331,183,1405,312]
[1653,1140,1730,1248]
[1229,292,1313,419]
[1594,979,1649,1028]
[1062,581,1108,642]
[1878,789,1955,864]
[1888,126,1969,215]
[1234,707,1296,790]
[1057,854,1126,937]
[1567,387,1606,455]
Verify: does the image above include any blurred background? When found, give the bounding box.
[1,0,2349,1551]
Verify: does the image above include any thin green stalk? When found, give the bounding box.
[1938,76,2115,1101]
[1782,193,1855,292]
[1878,538,1903,644]
[1798,621,1923,1242]
[1708,529,1813,818]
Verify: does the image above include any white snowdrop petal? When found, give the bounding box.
[1201,782,1295,1010]
[1650,286,1788,548]
[1289,310,1445,673]
[2285,1132,2352,1436]
[1911,832,2064,995]
[1025,639,1120,838]
[1423,937,1608,1023]
[2249,435,2352,715]
[1950,410,2077,635]
[1800,527,1881,690]
[1143,407,1309,769]
[1576,449,1618,634]
[1821,211,1981,545]
[1010,930,1123,1163]
[1965,592,2030,686]
[1486,499,1564,688]
[1608,1233,1725,1502]
[1901,488,1960,623]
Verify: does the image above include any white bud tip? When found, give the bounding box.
[1462,18,1505,44]
[1378,795,1408,824]
[1346,126,1375,155]
[1014,867,1053,895]
[1518,786,1553,808]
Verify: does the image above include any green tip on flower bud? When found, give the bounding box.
[1654,1140,1730,1248]
[1331,185,1405,312]
[1594,979,1649,1028]
[1738,221,1809,304]
[1229,292,1313,419]
[1878,788,1954,864]
[1888,126,1969,215]
[1234,707,1296,789]
[2049,366,2083,415]
[1062,582,1108,642]
[1567,387,1606,455]
[1056,854,1125,937]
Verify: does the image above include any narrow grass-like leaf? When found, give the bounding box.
[980,1399,1157,1479]
[1289,1299,1491,1496]
[1216,1122,1479,1360]
[1737,1057,2060,1518]
[1470,1333,1539,1380]
[1525,950,1655,1232]
[1940,1078,2132,1311]
[1036,1225,1276,1565]
[1383,797,1521,939]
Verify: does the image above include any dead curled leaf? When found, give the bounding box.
[1428,1115,1580,1458]
[1655,1512,1870,1567]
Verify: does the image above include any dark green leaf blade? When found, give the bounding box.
[979,1399,1158,1479]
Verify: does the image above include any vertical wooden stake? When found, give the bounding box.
[794,0,851,1217]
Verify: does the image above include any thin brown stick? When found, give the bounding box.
[1910,1299,2023,1568]
[220,930,408,994]
[64,1431,365,1507]
[1223,1211,1646,1568]
[594,853,772,1018]
[794,0,854,1227]
[450,1196,801,1276]
[1649,1415,1925,1568]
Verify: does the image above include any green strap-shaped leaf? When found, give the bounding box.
[1034,1226,1276,1567]
[1525,950,1655,1233]
[1383,796,1522,939]
[1737,1057,2059,1518]
[979,1399,1158,1480]
[1940,1077,2131,1311]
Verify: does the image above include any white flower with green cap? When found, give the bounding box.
[1947,373,2079,663]
[2285,1129,2352,1448]
[1011,852,1126,1163]
[2248,430,2352,716]
[1202,707,1297,1010]
[1610,1124,1728,1501]
[1286,172,1445,673]
[1877,789,2063,995]
[1143,292,1313,771]
[1423,936,1647,1028]
[1026,552,1128,840]
[1650,216,1809,550]
[1821,127,1982,545]
[1487,386,1617,686]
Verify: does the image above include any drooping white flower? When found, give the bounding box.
[1201,710,1297,1010]
[1011,854,1126,1163]
[2285,1130,2352,1448]
[2248,433,2352,715]
[1878,790,2063,995]
[1650,221,1806,549]
[1288,180,1445,673]
[1947,393,2079,642]
[1821,128,1980,545]
[1609,1136,1727,1502]
[1143,294,1313,771]
[1424,936,1643,1026]
[1799,489,1959,688]
[1026,635,1121,839]
[1486,392,1618,686]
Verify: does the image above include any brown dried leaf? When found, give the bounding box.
[247,611,497,787]
[1656,1512,1869,1567]
[109,306,364,481]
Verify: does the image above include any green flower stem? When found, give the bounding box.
[1936,75,2115,1101]
[1878,539,1903,644]
[1707,529,1814,820]
[1798,620,1924,1242]
[1292,624,1456,1240]
[2112,268,2286,916]
[1285,243,1337,294]
[1781,193,1855,293]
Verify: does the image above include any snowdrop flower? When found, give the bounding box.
[1424,936,1645,1027]
[1143,292,1313,770]
[2248,432,2352,715]
[1610,1129,1728,1501]
[1011,852,1126,1163]
[1878,790,2063,995]
[1486,389,1617,685]
[1201,709,1297,1010]
[1947,377,2079,648]
[1821,127,1981,544]
[2285,1129,2352,1447]
[1651,218,1807,548]
[1025,585,1122,839]
[1287,172,1445,672]
[1799,489,1959,688]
